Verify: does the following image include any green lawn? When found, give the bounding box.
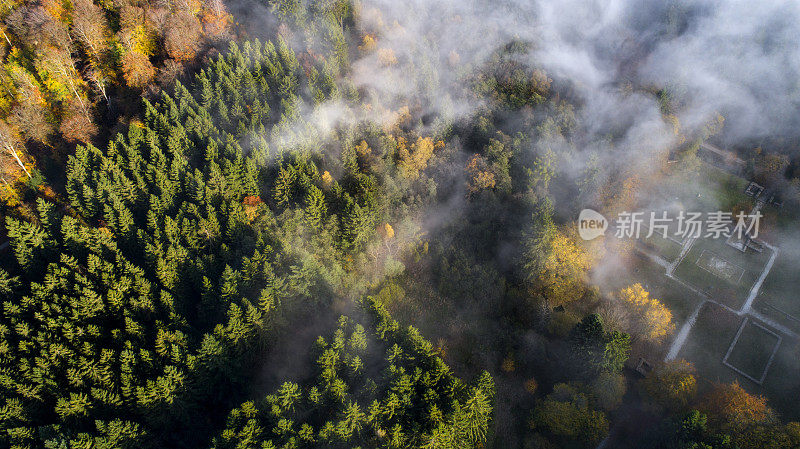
[673,237,770,310]
[645,163,752,218]
[637,222,683,262]
[723,319,780,382]
[701,164,751,213]
[756,248,800,333]
[677,303,744,386]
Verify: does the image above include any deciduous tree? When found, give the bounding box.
[164,11,202,62]
[533,231,591,307]
[700,382,773,433]
[641,360,697,411]
[532,383,609,446]
[619,283,675,343]
[121,51,156,88]
[0,120,30,178]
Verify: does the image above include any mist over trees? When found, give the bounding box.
[2,0,800,448]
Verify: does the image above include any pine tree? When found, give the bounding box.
[304,185,327,229]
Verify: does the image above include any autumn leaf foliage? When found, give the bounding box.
[619,283,675,343]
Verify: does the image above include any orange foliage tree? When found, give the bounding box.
[700,382,773,432]
[164,11,203,62]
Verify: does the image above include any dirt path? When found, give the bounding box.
[665,299,706,361]
[741,242,778,315]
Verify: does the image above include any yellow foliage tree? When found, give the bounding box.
[355,140,375,168]
[536,232,591,307]
[619,283,674,343]
[41,0,69,21]
[124,24,157,57]
[321,171,333,188]
[397,136,435,179]
[359,34,377,52]
[355,140,370,156]
[380,223,394,239]
[501,355,515,373]
[524,378,538,394]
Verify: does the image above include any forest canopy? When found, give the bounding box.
[2,0,800,449]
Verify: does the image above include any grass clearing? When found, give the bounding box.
[677,302,743,385]
[673,236,770,310]
[677,303,800,420]
[723,318,780,384]
[756,249,800,333]
[701,164,751,213]
[646,163,752,218]
[696,250,746,285]
[637,223,683,262]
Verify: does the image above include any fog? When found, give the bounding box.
[352,0,799,160]
[219,0,796,352]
